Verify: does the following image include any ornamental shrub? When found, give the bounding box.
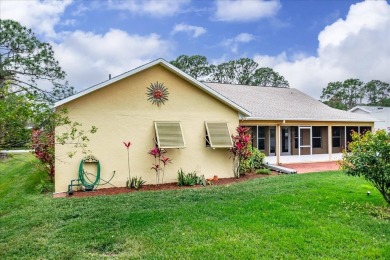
[339,129,390,205]
[250,146,265,170]
[240,146,266,174]
[177,169,206,186]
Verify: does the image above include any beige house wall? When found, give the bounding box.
[55,65,239,192]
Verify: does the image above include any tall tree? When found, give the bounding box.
[0,19,71,101]
[210,58,258,85]
[364,80,390,105]
[170,55,211,80]
[0,20,94,180]
[0,84,33,148]
[252,67,290,88]
[321,79,364,110]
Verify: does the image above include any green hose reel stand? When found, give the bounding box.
[68,155,101,195]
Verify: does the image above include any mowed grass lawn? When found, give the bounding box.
[1,155,389,259]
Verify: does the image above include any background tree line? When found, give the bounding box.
[320,79,390,110]
[170,55,290,87]
[171,55,390,111]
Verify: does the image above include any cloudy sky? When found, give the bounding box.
[1,0,390,98]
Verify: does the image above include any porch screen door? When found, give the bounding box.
[298,126,312,156]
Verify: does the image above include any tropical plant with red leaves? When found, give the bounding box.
[229,126,252,178]
[160,155,172,184]
[148,147,172,185]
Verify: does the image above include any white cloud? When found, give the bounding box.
[223,33,255,53]
[214,0,281,22]
[61,19,77,26]
[172,23,207,38]
[254,52,288,67]
[108,0,190,17]
[254,0,390,99]
[0,0,72,38]
[71,3,90,16]
[234,33,255,43]
[52,29,172,91]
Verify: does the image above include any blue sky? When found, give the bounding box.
[2,0,390,98]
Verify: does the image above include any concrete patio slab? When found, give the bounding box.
[282,161,340,174]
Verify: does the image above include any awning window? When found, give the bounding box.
[205,122,233,148]
[154,122,185,148]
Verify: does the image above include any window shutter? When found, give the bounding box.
[155,122,185,148]
[205,122,233,148]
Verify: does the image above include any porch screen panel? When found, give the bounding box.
[332,127,341,147]
[155,122,185,148]
[205,122,233,148]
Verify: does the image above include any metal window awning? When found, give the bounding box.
[205,122,233,148]
[154,121,186,148]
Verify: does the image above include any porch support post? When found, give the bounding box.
[276,124,281,164]
[328,125,332,161]
[344,126,347,150]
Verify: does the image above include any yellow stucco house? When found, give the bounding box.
[54,59,374,193]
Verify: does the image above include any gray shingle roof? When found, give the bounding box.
[205,82,375,122]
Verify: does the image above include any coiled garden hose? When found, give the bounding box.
[78,158,100,191]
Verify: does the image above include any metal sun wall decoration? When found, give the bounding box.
[146,81,169,106]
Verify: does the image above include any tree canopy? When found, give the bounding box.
[170,55,290,88]
[0,20,93,176]
[321,78,390,110]
[0,19,73,101]
[170,55,211,80]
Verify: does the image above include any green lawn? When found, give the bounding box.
[1,155,389,259]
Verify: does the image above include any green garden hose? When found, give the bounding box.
[78,157,100,190]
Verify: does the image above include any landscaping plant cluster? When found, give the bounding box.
[229,126,266,178]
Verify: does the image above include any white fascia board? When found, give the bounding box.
[244,117,376,122]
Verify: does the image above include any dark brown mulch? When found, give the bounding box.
[64,171,278,198]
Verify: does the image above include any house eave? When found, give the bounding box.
[243,117,375,123]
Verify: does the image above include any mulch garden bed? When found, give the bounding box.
[63,171,278,198]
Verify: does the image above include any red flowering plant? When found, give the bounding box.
[123,141,132,188]
[148,147,172,185]
[229,126,252,178]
